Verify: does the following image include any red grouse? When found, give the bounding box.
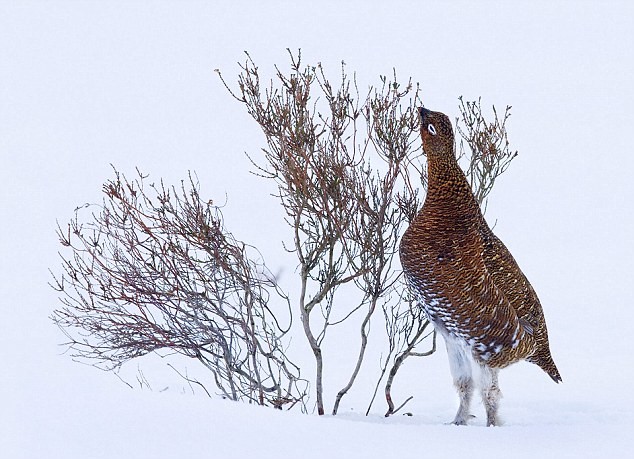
[399,107,561,426]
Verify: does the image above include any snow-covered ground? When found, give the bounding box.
[2,1,633,458]
[3,384,633,459]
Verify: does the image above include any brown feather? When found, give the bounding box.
[400,108,561,382]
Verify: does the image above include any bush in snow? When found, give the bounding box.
[51,169,307,409]
[51,50,518,416]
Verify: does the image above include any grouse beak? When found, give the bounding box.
[419,106,431,123]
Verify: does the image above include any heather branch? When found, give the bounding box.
[51,168,307,408]
[220,52,428,415]
[218,51,522,417]
[456,96,518,210]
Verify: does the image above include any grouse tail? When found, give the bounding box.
[535,351,562,383]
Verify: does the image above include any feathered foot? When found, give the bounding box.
[481,365,502,427]
[446,339,475,426]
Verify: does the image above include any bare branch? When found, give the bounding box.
[456,96,519,210]
[224,52,425,415]
[51,168,308,408]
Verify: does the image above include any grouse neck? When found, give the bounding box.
[424,147,485,226]
[426,148,467,192]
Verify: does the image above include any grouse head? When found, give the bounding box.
[419,107,454,157]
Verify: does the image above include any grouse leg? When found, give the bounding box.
[480,365,502,426]
[445,338,474,425]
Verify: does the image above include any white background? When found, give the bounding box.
[1,1,633,457]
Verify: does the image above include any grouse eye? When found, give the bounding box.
[427,124,437,136]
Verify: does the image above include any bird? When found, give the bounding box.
[399,107,561,426]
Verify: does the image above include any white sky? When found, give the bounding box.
[1,0,633,435]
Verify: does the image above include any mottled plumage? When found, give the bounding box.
[400,107,560,426]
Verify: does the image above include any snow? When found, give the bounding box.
[3,386,633,459]
[2,1,634,458]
